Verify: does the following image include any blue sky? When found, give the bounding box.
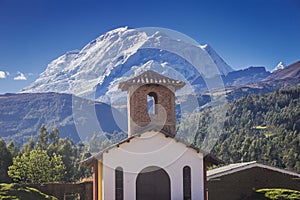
[0,0,299,94]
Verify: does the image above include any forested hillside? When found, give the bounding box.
[192,86,300,173]
[0,126,92,184]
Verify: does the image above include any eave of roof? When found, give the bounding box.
[207,161,300,180]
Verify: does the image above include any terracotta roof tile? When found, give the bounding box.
[119,70,185,91]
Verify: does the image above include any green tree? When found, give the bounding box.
[49,127,59,146]
[36,125,50,150]
[38,125,92,182]
[8,149,65,184]
[22,136,35,154]
[6,141,20,158]
[57,138,77,182]
[0,139,12,183]
[8,125,92,183]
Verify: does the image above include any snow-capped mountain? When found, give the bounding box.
[22,27,234,102]
[271,61,286,73]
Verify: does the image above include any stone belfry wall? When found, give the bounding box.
[119,70,185,137]
[127,84,176,136]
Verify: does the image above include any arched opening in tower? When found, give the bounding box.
[147,92,158,115]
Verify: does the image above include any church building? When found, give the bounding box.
[82,70,219,200]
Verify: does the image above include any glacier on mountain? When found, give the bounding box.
[22,27,234,103]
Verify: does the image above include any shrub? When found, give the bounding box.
[256,188,300,200]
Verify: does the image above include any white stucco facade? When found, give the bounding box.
[102,131,205,200]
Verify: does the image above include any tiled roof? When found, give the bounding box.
[207,161,300,180]
[119,70,185,91]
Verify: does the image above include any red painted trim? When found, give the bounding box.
[93,161,98,200]
[203,160,208,200]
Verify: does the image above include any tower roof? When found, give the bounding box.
[119,70,185,91]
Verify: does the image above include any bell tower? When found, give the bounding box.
[119,70,185,137]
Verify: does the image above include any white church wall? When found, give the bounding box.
[102,131,205,200]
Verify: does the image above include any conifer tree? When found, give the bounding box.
[36,125,49,150]
[6,141,20,158]
[0,139,12,183]
[22,136,35,154]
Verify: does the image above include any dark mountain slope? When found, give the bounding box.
[0,93,123,144]
[223,66,270,86]
[223,61,300,101]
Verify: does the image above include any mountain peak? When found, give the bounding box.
[108,26,129,33]
[271,61,286,73]
[22,27,234,101]
[100,26,131,38]
[264,60,300,82]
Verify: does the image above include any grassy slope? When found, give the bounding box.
[0,183,57,200]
